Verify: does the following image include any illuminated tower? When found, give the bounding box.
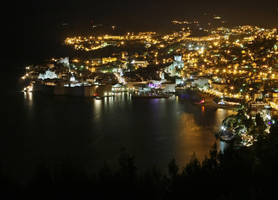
[165,55,184,77]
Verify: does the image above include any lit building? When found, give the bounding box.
[38,70,58,80]
[131,60,149,69]
[102,57,117,64]
[165,55,184,77]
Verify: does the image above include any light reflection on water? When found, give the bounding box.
[24,92,33,106]
[220,141,230,154]
[93,98,102,119]
[89,94,236,169]
[5,92,237,183]
[175,108,236,167]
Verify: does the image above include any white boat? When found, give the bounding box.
[132,93,171,99]
[220,134,235,142]
[219,129,236,142]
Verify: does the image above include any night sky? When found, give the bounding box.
[24,0,278,26]
[20,0,278,63]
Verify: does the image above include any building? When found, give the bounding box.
[102,57,117,64]
[192,78,210,88]
[165,55,184,77]
[131,60,149,69]
[211,82,228,94]
[161,83,176,93]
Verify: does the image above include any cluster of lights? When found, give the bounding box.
[65,32,159,52]
[22,24,278,115]
[220,109,274,147]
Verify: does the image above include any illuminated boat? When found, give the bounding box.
[250,101,268,109]
[131,92,171,99]
[194,99,205,104]
[219,133,236,142]
[214,97,241,108]
[95,96,103,100]
[219,126,236,142]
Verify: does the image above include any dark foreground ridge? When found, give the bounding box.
[1,123,278,200]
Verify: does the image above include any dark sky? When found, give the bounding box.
[20,0,278,63]
[24,0,278,27]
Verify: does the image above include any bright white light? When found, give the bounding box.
[64,83,82,87]
[38,70,58,80]
[218,100,225,105]
[70,76,76,82]
[58,57,70,67]
[28,85,33,92]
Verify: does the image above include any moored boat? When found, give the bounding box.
[214,97,242,108]
[219,133,236,142]
[218,127,236,142]
[131,92,171,99]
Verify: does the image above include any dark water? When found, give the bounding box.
[2,91,235,184]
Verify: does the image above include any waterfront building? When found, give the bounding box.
[165,55,184,77]
[38,70,58,80]
[192,78,210,89]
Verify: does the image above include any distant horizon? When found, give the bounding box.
[24,0,278,27]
